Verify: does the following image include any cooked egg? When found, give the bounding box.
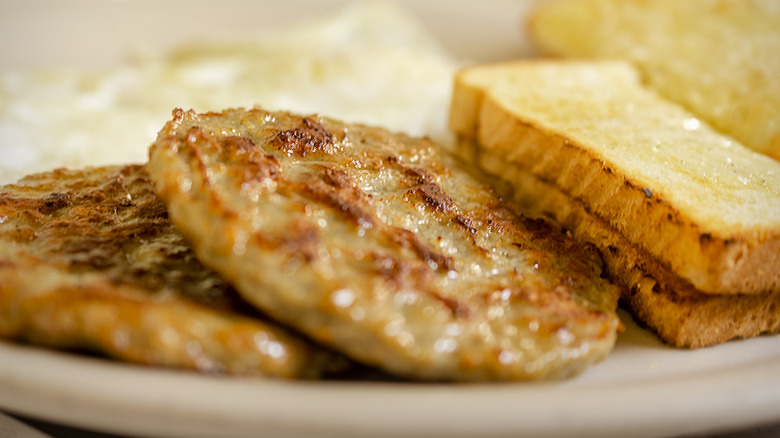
[0,2,457,184]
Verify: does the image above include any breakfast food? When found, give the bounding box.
[147,107,622,381]
[2,0,775,391]
[527,0,780,159]
[0,165,347,378]
[450,60,780,347]
[0,2,456,185]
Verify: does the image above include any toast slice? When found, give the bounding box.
[458,138,780,347]
[450,61,780,347]
[526,0,780,160]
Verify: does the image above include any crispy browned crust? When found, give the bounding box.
[147,107,622,381]
[450,69,780,295]
[0,165,347,378]
[458,137,780,347]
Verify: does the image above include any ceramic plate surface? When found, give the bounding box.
[1,1,778,437]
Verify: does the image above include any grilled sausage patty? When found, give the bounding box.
[0,165,346,378]
[148,107,621,381]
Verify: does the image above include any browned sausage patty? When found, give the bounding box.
[148,107,621,381]
[0,164,347,378]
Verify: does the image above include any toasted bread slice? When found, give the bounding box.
[457,138,780,347]
[451,60,780,296]
[450,60,780,347]
[0,165,347,378]
[147,107,621,381]
[527,0,780,159]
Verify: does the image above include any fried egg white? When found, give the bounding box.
[0,2,457,184]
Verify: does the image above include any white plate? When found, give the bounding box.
[1,1,779,437]
[2,312,780,438]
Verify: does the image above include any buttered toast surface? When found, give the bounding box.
[450,60,780,347]
[457,137,780,347]
[527,0,780,160]
[451,61,780,296]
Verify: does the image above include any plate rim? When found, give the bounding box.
[2,340,779,438]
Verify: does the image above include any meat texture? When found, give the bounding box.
[0,165,347,378]
[147,107,622,381]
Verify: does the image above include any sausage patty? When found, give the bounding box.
[0,164,347,378]
[147,107,621,381]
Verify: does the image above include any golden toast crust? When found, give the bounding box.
[458,138,780,347]
[451,61,780,295]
